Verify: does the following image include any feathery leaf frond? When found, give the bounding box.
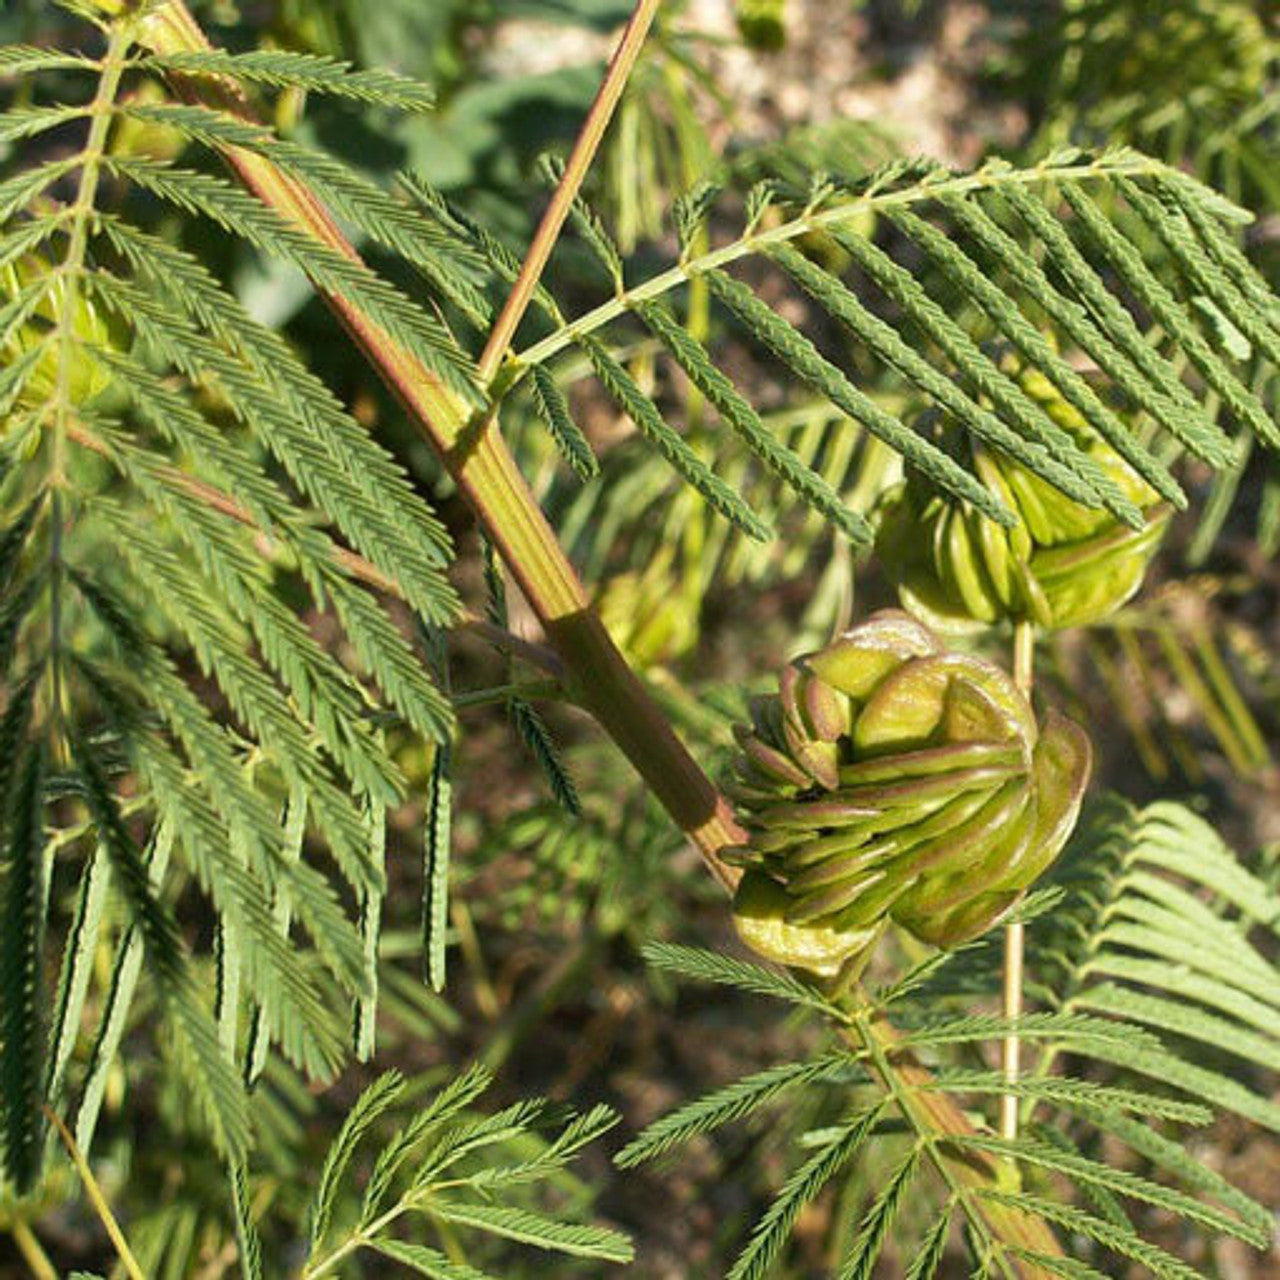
[510,149,1280,552]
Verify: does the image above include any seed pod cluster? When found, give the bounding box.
[877,356,1170,632]
[728,612,1090,974]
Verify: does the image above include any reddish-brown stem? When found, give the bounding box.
[477,0,661,381]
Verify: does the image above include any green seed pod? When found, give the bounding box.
[728,611,1090,973]
[876,355,1170,632]
[736,0,787,52]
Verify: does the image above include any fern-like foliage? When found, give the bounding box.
[0,13,468,1185]
[442,149,1280,554]
[623,798,1280,1276]
[7,8,1280,1275]
[1062,581,1273,785]
[1019,0,1280,214]
[402,145,1280,682]
[297,1066,631,1278]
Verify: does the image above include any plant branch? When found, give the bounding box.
[852,1012,1020,1280]
[841,1006,1063,1277]
[8,1222,57,1280]
[513,153,1173,373]
[477,0,661,383]
[137,0,742,890]
[129,5,1065,1265]
[45,1106,146,1280]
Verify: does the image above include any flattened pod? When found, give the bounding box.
[733,870,880,976]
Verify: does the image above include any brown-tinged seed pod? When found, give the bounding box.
[729,611,1091,974]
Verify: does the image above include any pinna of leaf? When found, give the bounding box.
[727,611,1090,974]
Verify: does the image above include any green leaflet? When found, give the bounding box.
[45,842,111,1110]
[938,189,1230,466]
[92,499,380,894]
[72,646,365,1059]
[243,791,308,1087]
[72,823,177,1155]
[423,710,453,994]
[728,1104,886,1280]
[702,267,1016,527]
[637,299,871,543]
[837,1144,922,1280]
[304,1068,627,1276]
[767,240,1133,522]
[615,1051,860,1167]
[640,942,841,1014]
[976,1190,1200,1280]
[308,1070,407,1250]
[368,1240,495,1280]
[581,332,772,540]
[74,739,249,1161]
[952,1133,1263,1246]
[539,153,625,289]
[229,1160,264,1280]
[530,363,598,481]
[1060,184,1279,450]
[141,49,438,111]
[103,156,480,402]
[0,745,46,1192]
[115,101,490,329]
[354,799,386,1062]
[426,1201,632,1263]
[826,217,1179,508]
[903,1208,952,1280]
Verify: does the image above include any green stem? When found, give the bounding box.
[45,1107,146,1280]
[47,22,131,752]
[847,1009,1034,1280]
[1002,621,1036,1142]
[9,1221,57,1280]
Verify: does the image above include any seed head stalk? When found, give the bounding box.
[1002,619,1036,1141]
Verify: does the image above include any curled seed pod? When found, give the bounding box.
[876,352,1170,632]
[728,610,1090,973]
